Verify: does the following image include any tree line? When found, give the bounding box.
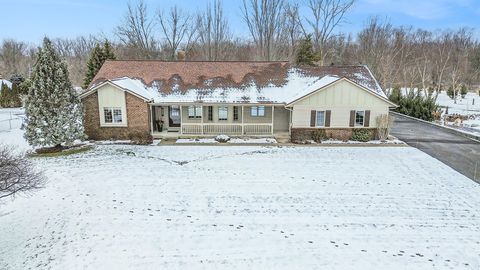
[0,0,479,94]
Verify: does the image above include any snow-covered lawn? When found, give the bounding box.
[0,143,479,269]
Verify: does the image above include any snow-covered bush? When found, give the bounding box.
[350,129,372,142]
[215,134,230,143]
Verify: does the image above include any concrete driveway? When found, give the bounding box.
[391,114,480,183]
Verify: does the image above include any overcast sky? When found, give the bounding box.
[1,0,479,43]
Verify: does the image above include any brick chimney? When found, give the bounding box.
[176,50,186,61]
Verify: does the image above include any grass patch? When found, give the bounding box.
[29,145,93,158]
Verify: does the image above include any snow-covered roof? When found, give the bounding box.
[107,73,346,104]
[0,79,12,89]
[87,61,387,104]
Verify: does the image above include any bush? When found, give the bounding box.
[350,129,371,142]
[376,115,393,141]
[311,129,328,143]
[128,131,153,145]
[0,145,45,199]
[392,89,439,121]
[215,134,230,143]
[447,86,454,99]
[460,84,467,98]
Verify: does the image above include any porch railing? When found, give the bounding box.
[181,123,273,135]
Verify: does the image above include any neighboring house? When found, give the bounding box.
[79,60,396,142]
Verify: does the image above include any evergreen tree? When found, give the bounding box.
[447,85,454,99]
[295,35,319,66]
[460,84,467,98]
[82,41,116,89]
[24,37,84,148]
[0,83,11,108]
[10,83,22,107]
[388,86,402,104]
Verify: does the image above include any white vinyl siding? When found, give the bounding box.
[291,80,390,128]
[97,84,128,127]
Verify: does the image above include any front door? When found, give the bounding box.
[169,106,181,127]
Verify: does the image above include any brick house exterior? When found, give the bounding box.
[79,61,396,143]
[83,91,151,141]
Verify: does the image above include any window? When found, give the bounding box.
[188,106,202,119]
[233,106,239,121]
[355,110,365,126]
[250,106,265,117]
[208,106,213,121]
[316,111,325,127]
[103,107,122,124]
[218,106,228,120]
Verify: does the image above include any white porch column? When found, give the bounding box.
[271,105,275,135]
[179,105,183,135]
[149,105,154,134]
[201,105,204,135]
[241,105,244,135]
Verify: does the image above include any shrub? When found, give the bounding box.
[393,89,439,121]
[460,84,467,98]
[376,114,393,141]
[215,134,230,143]
[128,131,153,145]
[0,145,45,199]
[350,129,371,142]
[311,129,328,143]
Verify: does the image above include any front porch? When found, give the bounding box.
[150,104,289,138]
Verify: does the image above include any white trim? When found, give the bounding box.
[79,80,152,102]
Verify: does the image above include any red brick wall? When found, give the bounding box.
[82,91,151,142]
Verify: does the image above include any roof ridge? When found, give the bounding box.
[104,59,290,63]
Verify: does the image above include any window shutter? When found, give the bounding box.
[325,110,331,127]
[364,110,371,127]
[310,110,316,127]
[349,110,355,127]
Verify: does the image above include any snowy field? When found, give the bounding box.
[436,91,480,115]
[0,142,479,269]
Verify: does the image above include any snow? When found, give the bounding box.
[176,138,219,144]
[1,79,12,89]
[228,137,277,144]
[0,108,30,152]
[175,137,278,144]
[436,91,480,116]
[107,69,385,104]
[0,124,480,269]
[286,75,340,104]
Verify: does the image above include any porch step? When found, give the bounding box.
[274,132,291,143]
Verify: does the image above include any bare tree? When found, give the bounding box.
[116,0,156,59]
[0,146,45,200]
[0,39,30,77]
[302,0,355,64]
[283,2,303,60]
[157,6,195,60]
[196,0,232,61]
[241,0,285,60]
